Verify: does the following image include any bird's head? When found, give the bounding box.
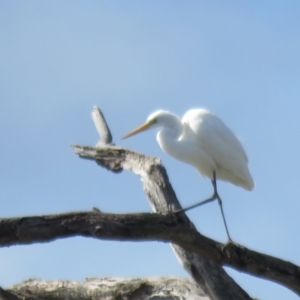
[122,110,173,139]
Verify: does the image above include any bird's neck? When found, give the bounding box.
[158,114,183,139]
[156,116,186,160]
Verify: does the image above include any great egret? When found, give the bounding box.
[123,109,254,240]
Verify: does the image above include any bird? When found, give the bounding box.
[122,109,254,240]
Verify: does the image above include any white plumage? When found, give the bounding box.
[123,108,254,240]
[183,109,253,190]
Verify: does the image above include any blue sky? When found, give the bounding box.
[1,1,300,299]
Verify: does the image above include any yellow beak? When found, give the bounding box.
[122,121,152,139]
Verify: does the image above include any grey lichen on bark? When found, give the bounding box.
[6,277,208,300]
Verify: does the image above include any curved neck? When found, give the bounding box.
[160,114,183,139]
[156,115,186,160]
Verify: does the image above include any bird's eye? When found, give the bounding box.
[149,118,157,125]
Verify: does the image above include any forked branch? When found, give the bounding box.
[0,207,299,296]
[1,107,298,300]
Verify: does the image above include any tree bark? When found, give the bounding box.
[3,277,208,300]
[71,142,254,300]
[1,209,299,295]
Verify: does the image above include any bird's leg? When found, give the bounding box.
[175,171,232,241]
[211,171,232,241]
[176,194,218,212]
[175,172,219,213]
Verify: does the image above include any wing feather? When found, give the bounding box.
[182,109,254,190]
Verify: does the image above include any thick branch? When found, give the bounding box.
[5,277,208,300]
[0,211,299,295]
[72,143,252,300]
[73,145,300,296]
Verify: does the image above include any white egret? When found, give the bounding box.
[123,109,254,240]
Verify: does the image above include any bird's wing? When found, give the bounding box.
[182,109,253,188]
[183,109,248,160]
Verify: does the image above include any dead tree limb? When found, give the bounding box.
[5,277,208,300]
[72,107,254,300]
[2,107,297,299]
[0,209,299,296]
[91,106,113,146]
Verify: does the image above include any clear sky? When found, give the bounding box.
[1,1,300,299]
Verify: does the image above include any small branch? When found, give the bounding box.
[91,107,113,146]
[0,211,299,295]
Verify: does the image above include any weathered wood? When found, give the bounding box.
[5,277,208,300]
[1,210,299,295]
[91,106,113,146]
[72,142,254,300]
[2,108,297,299]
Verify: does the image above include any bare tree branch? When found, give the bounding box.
[91,106,113,146]
[3,108,297,299]
[4,277,208,300]
[0,207,299,295]
[73,140,254,300]
[73,143,300,296]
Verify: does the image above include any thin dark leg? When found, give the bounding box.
[176,171,232,241]
[177,194,218,212]
[211,172,232,241]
